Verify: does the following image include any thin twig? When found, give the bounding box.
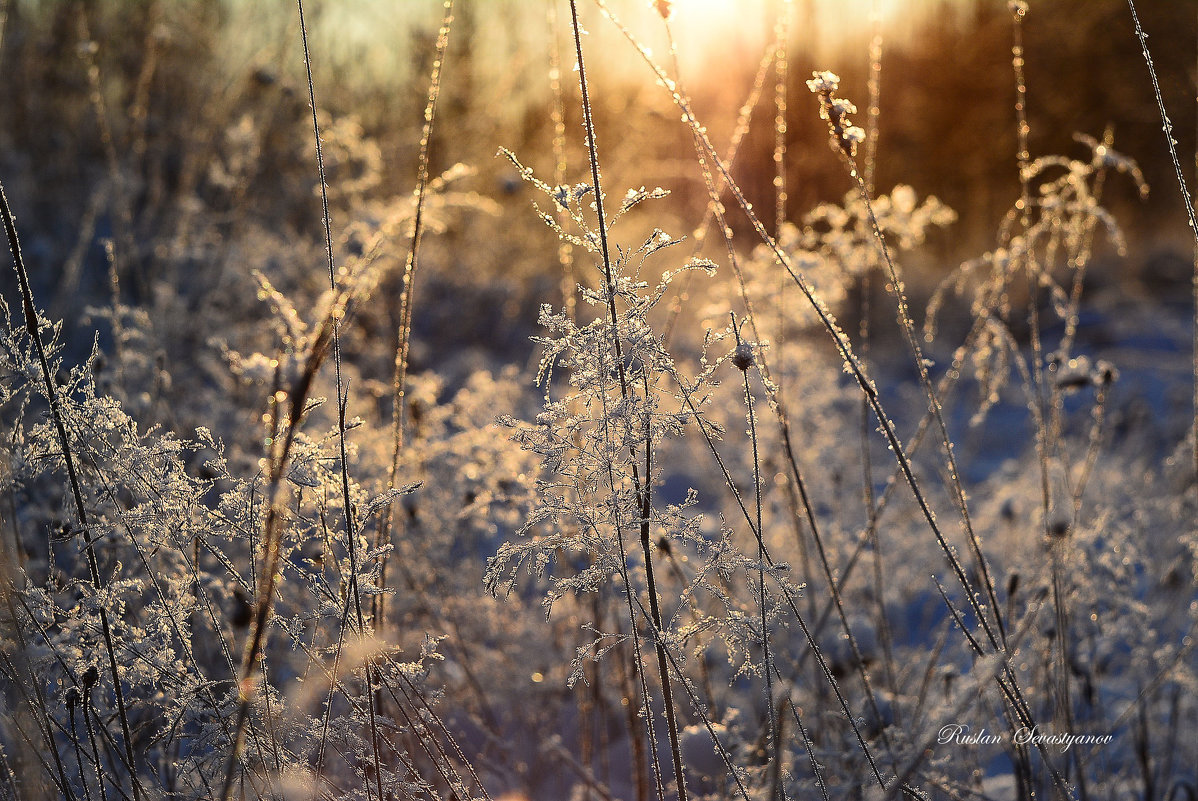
[568,3,687,798]
[377,0,455,636]
[1126,0,1198,500]
[295,1,385,798]
[1,180,144,801]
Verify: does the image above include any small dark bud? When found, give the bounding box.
[731,342,754,372]
[1094,360,1118,386]
[656,536,671,555]
[82,665,99,689]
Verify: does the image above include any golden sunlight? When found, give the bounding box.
[664,0,916,32]
[655,0,937,82]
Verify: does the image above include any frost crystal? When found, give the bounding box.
[805,70,840,93]
[807,69,865,157]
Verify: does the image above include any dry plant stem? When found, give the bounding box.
[651,13,898,786]
[613,636,651,801]
[545,738,616,801]
[126,2,163,167]
[620,582,755,801]
[567,3,687,800]
[596,10,1067,792]
[0,665,74,800]
[848,183,1021,758]
[547,12,598,787]
[771,4,791,533]
[833,308,1007,627]
[560,181,665,801]
[1126,0,1198,497]
[1010,9,1080,780]
[590,247,666,801]
[654,9,913,779]
[67,702,95,801]
[612,520,666,801]
[1050,143,1112,449]
[810,244,1032,653]
[657,17,849,660]
[886,579,1049,801]
[943,328,1077,796]
[781,697,831,801]
[667,365,892,792]
[657,548,718,713]
[1086,617,1198,777]
[81,697,109,801]
[863,9,882,196]
[592,598,614,789]
[548,3,577,323]
[1,593,78,801]
[592,0,991,654]
[378,0,455,634]
[731,317,780,801]
[360,556,495,799]
[219,238,345,801]
[56,184,106,314]
[773,1,789,239]
[664,9,884,792]
[1054,135,1110,364]
[860,7,899,703]
[295,2,386,798]
[849,166,1006,651]
[1,182,144,801]
[637,370,669,801]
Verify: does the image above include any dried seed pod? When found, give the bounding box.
[732,342,754,372]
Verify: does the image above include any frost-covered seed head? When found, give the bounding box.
[831,98,858,117]
[807,69,864,157]
[1094,360,1119,386]
[732,342,755,371]
[843,126,867,147]
[806,70,840,94]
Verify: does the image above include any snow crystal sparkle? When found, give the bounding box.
[807,69,865,157]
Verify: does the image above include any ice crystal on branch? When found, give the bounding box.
[807,70,866,158]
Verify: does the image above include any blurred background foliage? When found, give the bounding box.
[0,0,1195,370]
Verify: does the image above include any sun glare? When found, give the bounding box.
[650,0,923,83]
